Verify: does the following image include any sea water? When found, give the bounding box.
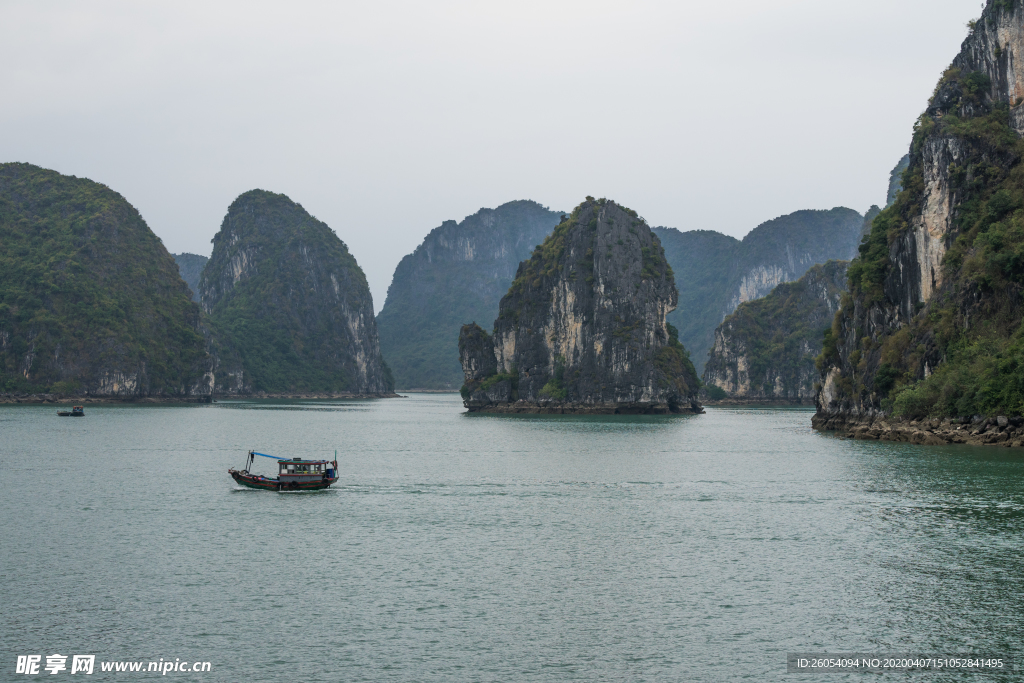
[1,393,1022,681]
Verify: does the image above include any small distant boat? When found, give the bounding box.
[57,406,85,417]
[229,450,339,491]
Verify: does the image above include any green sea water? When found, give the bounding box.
[1,394,1022,681]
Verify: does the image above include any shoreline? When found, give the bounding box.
[465,401,704,415]
[216,392,404,400]
[812,413,1024,448]
[395,389,459,393]
[703,398,814,407]
[0,392,404,404]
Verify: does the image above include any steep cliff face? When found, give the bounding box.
[459,198,701,413]
[654,207,864,374]
[200,190,393,395]
[173,253,208,303]
[377,200,562,389]
[817,0,1024,425]
[0,163,212,397]
[703,261,848,401]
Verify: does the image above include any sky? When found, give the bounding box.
[1,0,984,312]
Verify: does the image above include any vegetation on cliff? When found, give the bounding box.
[704,261,848,400]
[377,200,561,389]
[200,190,393,394]
[818,0,1024,419]
[844,103,1024,417]
[0,163,209,396]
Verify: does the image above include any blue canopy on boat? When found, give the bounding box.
[252,451,286,460]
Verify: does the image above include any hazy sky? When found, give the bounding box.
[1,0,982,311]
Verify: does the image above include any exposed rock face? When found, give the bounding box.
[654,207,864,375]
[458,198,702,414]
[703,261,848,402]
[200,190,393,395]
[173,253,208,303]
[816,0,1024,432]
[376,200,562,389]
[0,163,212,398]
[952,2,1024,135]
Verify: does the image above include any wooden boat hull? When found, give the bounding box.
[229,469,338,491]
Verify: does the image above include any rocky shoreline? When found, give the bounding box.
[0,392,403,404]
[812,413,1024,448]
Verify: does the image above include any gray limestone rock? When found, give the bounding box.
[459,198,702,414]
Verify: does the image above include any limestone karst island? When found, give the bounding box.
[459,198,701,414]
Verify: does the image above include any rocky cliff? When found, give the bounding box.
[173,253,208,303]
[816,0,1024,430]
[703,260,848,401]
[377,200,562,389]
[459,198,701,414]
[0,163,212,398]
[200,190,393,395]
[654,207,864,375]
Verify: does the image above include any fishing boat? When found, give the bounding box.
[57,406,84,417]
[229,450,339,491]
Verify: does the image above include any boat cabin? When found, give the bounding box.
[278,457,335,484]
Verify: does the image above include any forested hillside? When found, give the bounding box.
[0,163,211,397]
[703,261,848,401]
[200,190,393,395]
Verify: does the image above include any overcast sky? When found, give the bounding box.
[1,0,983,311]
